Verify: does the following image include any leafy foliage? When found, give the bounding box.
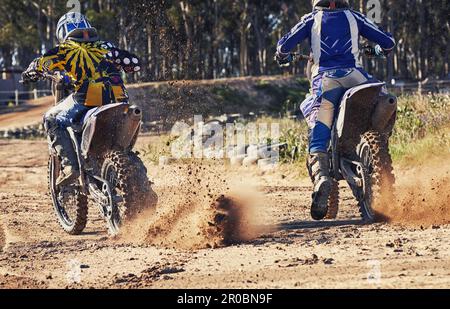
[254,78,309,115]
[0,0,448,82]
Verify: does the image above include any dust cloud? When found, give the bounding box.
[376,156,450,227]
[119,162,269,250]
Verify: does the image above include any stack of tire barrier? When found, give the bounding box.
[229,143,286,170]
[157,118,286,169]
[0,123,46,140]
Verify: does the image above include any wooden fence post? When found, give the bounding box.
[15,90,19,106]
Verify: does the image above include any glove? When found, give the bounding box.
[58,72,74,88]
[363,46,376,57]
[275,52,293,66]
[21,58,41,83]
[374,44,391,56]
[363,45,389,58]
[21,70,40,83]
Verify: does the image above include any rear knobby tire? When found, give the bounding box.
[358,131,395,222]
[102,151,157,227]
[48,156,88,235]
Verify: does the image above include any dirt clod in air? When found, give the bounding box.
[210,193,263,245]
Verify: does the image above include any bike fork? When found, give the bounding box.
[67,127,87,194]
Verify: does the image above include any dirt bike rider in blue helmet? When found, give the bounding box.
[275,0,396,220]
[22,12,141,187]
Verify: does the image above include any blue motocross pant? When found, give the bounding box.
[300,68,375,153]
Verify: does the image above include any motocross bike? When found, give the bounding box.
[285,51,397,222]
[22,72,157,235]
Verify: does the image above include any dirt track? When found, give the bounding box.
[0,97,53,131]
[0,139,449,289]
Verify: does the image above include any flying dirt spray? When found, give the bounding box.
[120,154,450,250]
[375,155,450,226]
[119,161,270,250]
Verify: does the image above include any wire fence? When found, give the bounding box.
[387,80,450,96]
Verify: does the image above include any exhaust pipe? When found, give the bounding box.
[128,105,142,120]
[372,94,397,132]
[115,105,142,149]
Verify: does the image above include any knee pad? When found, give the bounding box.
[317,102,335,128]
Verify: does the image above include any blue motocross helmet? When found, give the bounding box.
[56,12,99,43]
[313,0,350,9]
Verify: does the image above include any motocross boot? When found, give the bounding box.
[307,152,332,220]
[51,129,80,187]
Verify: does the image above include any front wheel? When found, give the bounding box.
[101,151,157,234]
[48,156,88,235]
[357,131,395,222]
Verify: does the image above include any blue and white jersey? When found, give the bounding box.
[277,9,395,77]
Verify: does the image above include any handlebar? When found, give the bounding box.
[276,52,313,68]
[290,53,313,62]
[277,46,385,68]
[20,71,67,85]
[362,45,387,58]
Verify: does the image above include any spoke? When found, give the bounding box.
[57,189,78,225]
[104,162,126,221]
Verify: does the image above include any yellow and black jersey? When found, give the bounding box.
[36,40,141,107]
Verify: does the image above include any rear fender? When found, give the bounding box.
[81,103,142,158]
[335,82,384,154]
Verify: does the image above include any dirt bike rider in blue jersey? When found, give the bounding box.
[275,0,396,220]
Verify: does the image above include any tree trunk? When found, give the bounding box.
[180,1,195,79]
[386,0,395,82]
[239,1,249,76]
[359,0,369,72]
[252,9,265,76]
